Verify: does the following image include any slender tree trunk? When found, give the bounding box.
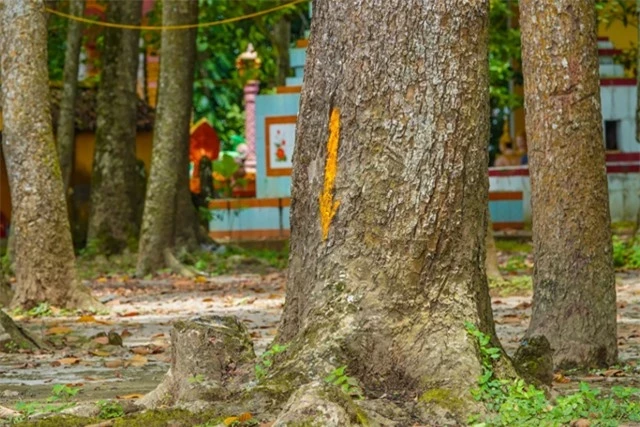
[137,0,198,275]
[272,0,509,421]
[57,0,85,193]
[88,1,142,254]
[271,16,291,87]
[636,0,640,143]
[0,0,97,310]
[520,0,617,369]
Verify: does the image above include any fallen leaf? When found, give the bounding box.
[94,336,110,345]
[46,326,73,335]
[194,276,207,283]
[202,298,213,302]
[53,357,80,366]
[77,315,97,323]
[570,419,591,427]
[239,412,253,422]
[127,354,147,367]
[151,333,165,339]
[120,311,140,317]
[104,360,124,368]
[96,277,108,283]
[515,301,532,310]
[131,346,151,355]
[116,393,144,400]
[224,417,239,426]
[90,350,111,357]
[553,373,571,383]
[603,369,624,377]
[121,329,133,338]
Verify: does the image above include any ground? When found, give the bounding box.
[1,238,639,425]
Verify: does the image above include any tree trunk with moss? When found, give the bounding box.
[268,0,509,422]
[0,0,98,310]
[519,0,617,369]
[137,0,198,275]
[87,0,142,255]
[56,0,84,193]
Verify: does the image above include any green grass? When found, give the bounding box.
[495,239,532,254]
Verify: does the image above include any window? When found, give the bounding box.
[604,120,619,151]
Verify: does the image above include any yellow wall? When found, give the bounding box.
[0,132,154,221]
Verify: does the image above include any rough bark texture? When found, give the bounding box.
[136,0,198,274]
[272,0,507,422]
[0,310,43,351]
[56,0,84,193]
[88,0,142,254]
[0,0,98,310]
[520,0,617,369]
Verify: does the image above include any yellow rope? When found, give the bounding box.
[45,0,307,31]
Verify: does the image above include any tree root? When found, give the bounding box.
[163,249,199,278]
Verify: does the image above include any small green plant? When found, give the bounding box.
[97,400,124,419]
[324,365,364,400]
[188,373,206,384]
[255,343,288,381]
[612,235,640,269]
[502,255,527,273]
[49,384,80,401]
[465,322,640,426]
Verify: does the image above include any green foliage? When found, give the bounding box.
[465,322,640,426]
[191,0,310,144]
[97,400,125,420]
[502,255,527,273]
[255,343,288,381]
[612,236,640,269]
[12,385,81,422]
[188,373,206,384]
[597,0,637,28]
[324,365,364,400]
[189,245,289,276]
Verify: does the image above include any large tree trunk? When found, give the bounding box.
[137,0,198,275]
[88,0,142,255]
[0,0,97,310]
[56,0,85,193]
[520,0,617,369]
[272,0,508,421]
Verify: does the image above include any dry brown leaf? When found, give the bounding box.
[603,369,624,377]
[96,277,108,283]
[90,350,111,357]
[77,315,97,323]
[553,373,571,383]
[194,276,207,283]
[116,393,144,400]
[94,336,110,345]
[239,412,253,422]
[54,357,80,366]
[120,311,140,317]
[202,298,213,302]
[104,360,124,368]
[151,333,165,339]
[46,326,73,335]
[127,354,148,367]
[121,329,133,338]
[131,347,151,355]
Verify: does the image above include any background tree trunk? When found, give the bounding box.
[273,0,507,420]
[88,1,142,255]
[56,0,85,193]
[0,0,97,310]
[520,0,617,369]
[271,16,291,87]
[137,0,198,275]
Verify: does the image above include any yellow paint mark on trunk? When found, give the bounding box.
[319,108,341,241]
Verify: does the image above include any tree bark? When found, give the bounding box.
[88,0,142,255]
[137,0,198,275]
[271,16,291,87]
[486,217,502,281]
[273,0,508,420]
[0,0,98,310]
[520,0,617,369]
[56,0,85,193]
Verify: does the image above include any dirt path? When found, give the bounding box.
[1,266,640,412]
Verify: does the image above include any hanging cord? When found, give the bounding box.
[45,0,308,31]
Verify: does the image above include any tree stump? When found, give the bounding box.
[137,315,255,409]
